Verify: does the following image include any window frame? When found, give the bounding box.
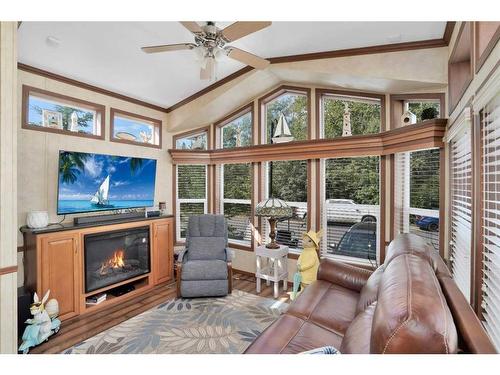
[173,125,211,151]
[316,88,386,138]
[175,164,208,242]
[258,85,311,145]
[219,163,254,250]
[215,103,254,149]
[22,85,105,140]
[110,107,162,149]
[319,156,382,266]
[261,159,310,254]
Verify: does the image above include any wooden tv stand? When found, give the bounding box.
[21,216,174,321]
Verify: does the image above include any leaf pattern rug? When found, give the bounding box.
[63,290,287,354]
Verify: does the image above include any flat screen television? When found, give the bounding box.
[57,150,157,215]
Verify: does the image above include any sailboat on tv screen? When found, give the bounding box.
[90,175,114,209]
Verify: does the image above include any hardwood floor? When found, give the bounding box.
[27,272,289,354]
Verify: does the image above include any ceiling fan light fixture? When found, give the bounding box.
[193,45,205,61]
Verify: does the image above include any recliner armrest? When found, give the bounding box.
[317,258,373,292]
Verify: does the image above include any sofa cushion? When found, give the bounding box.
[181,260,228,281]
[371,254,458,354]
[308,284,359,335]
[340,302,376,354]
[286,280,332,320]
[280,321,343,354]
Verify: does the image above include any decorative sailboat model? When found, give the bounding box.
[271,113,294,144]
[90,175,114,209]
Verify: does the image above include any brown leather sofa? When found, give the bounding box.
[245,234,496,354]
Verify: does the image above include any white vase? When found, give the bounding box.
[27,211,49,229]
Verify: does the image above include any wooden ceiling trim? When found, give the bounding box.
[169,119,447,165]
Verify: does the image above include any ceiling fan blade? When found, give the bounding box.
[141,43,195,54]
[226,47,270,70]
[221,21,271,42]
[180,21,203,34]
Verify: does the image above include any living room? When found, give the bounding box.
[1,0,500,372]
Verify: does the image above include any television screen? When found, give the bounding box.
[57,150,157,215]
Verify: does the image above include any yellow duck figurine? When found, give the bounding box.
[292,230,322,300]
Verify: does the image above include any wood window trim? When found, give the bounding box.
[21,85,105,140]
[217,162,255,252]
[169,119,447,165]
[448,22,474,116]
[474,22,500,74]
[110,108,162,149]
[257,85,312,145]
[172,125,211,150]
[214,102,254,149]
[315,88,387,139]
[388,93,446,250]
[389,93,446,131]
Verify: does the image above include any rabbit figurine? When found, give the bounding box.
[19,290,60,354]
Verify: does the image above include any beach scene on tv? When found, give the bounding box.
[57,151,157,214]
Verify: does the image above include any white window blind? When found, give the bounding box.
[480,92,500,350]
[176,164,207,241]
[264,160,308,251]
[321,157,380,264]
[220,163,252,245]
[393,149,440,251]
[449,121,472,302]
[394,152,410,235]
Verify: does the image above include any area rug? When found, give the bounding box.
[63,290,287,354]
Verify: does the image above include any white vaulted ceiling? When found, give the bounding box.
[18,21,447,108]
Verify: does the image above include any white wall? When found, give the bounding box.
[16,70,172,286]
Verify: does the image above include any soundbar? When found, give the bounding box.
[73,212,146,226]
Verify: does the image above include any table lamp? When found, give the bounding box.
[255,198,293,249]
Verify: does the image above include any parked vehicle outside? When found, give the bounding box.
[326,199,377,224]
[415,216,439,232]
[329,221,376,260]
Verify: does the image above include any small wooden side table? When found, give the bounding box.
[255,245,288,298]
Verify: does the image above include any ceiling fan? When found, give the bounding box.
[141,21,272,80]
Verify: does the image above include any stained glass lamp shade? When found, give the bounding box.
[255,198,293,249]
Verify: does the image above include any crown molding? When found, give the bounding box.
[17,63,169,113]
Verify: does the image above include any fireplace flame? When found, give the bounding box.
[99,250,125,275]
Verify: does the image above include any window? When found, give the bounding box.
[175,131,208,150]
[321,94,381,138]
[394,148,441,251]
[265,91,308,144]
[219,110,252,149]
[264,160,308,251]
[449,117,472,302]
[111,109,161,148]
[322,157,380,264]
[176,165,207,240]
[22,85,104,139]
[220,163,252,245]
[480,92,500,350]
[405,100,441,122]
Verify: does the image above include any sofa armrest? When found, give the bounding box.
[317,258,373,292]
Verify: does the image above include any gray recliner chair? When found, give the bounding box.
[176,214,233,298]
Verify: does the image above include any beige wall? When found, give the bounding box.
[16,71,172,286]
[0,22,19,354]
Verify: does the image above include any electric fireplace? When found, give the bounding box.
[84,226,151,293]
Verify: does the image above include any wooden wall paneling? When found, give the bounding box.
[448,22,474,115]
[474,22,500,73]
